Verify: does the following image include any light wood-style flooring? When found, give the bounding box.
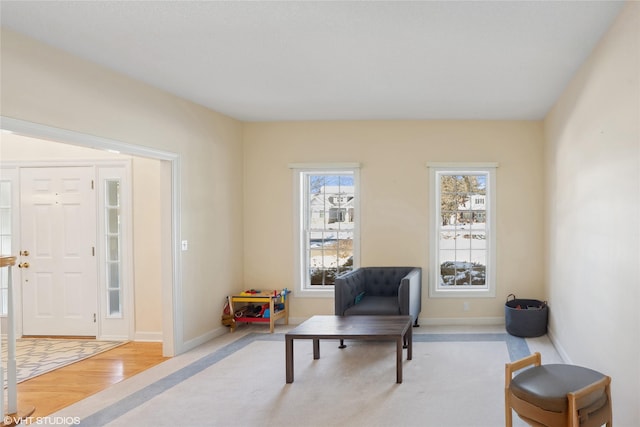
[15,341,169,417]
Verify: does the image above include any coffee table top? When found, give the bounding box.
[286,315,411,339]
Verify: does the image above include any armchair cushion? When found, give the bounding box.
[344,296,400,316]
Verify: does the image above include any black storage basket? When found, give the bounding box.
[505,294,548,337]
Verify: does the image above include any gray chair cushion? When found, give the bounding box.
[510,364,607,413]
[343,296,400,316]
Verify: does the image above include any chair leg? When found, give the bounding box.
[568,375,612,427]
[505,366,512,427]
[505,395,513,427]
[413,319,420,327]
[338,339,346,349]
[504,355,537,427]
[605,381,613,427]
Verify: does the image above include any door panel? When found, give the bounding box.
[20,167,97,336]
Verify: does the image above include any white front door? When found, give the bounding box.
[20,167,98,336]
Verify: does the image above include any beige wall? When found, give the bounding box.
[243,120,546,321]
[544,2,639,424]
[130,156,164,335]
[0,28,245,352]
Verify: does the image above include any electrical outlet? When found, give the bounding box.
[181,240,188,251]
[463,301,470,311]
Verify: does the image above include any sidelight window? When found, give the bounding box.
[104,180,122,317]
[0,180,12,315]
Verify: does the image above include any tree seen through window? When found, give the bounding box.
[439,174,487,286]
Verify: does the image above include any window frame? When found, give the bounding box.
[103,178,123,318]
[428,163,497,298]
[290,163,360,297]
[0,167,18,317]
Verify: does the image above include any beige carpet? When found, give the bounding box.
[2,338,126,385]
[61,328,560,427]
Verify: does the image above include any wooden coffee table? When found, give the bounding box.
[285,315,412,384]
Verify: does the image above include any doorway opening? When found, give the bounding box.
[0,117,181,357]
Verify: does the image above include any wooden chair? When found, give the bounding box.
[505,352,612,427]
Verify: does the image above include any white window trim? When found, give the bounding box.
[427,163,498,298]
[290,163,360,297]
[0,167,19,318]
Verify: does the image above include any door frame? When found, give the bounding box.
[1,116,182,357]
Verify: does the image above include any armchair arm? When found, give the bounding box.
[334,269,365,315]
[397,267,422,324]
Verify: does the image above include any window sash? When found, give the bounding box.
[292,164,360,294]
[104,179,123,318]
[303,171,354,288]
[0,179,13,315]
[429,165,496,297]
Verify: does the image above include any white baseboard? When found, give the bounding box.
[287,316,504,327]
[420,316,505,326]
[132,331,163,342]
[181,327,228,353]
[235,317,307,326]
[546,326,572,363]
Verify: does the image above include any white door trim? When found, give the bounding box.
[0,116,182,356]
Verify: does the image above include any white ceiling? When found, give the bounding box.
[1,1,626,122]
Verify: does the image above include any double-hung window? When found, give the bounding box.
[291,163,360,295]
[428,163,497,297]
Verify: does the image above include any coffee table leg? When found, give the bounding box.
[396,338,403,383]
[407,325,413,360]
[313,338,320,359]
[286,336,294,383]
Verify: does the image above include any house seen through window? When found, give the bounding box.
[429,164,496,297]
[292,165,359,292]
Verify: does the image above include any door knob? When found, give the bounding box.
[18,262,30,269]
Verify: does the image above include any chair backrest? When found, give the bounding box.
[363,267,414,296]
